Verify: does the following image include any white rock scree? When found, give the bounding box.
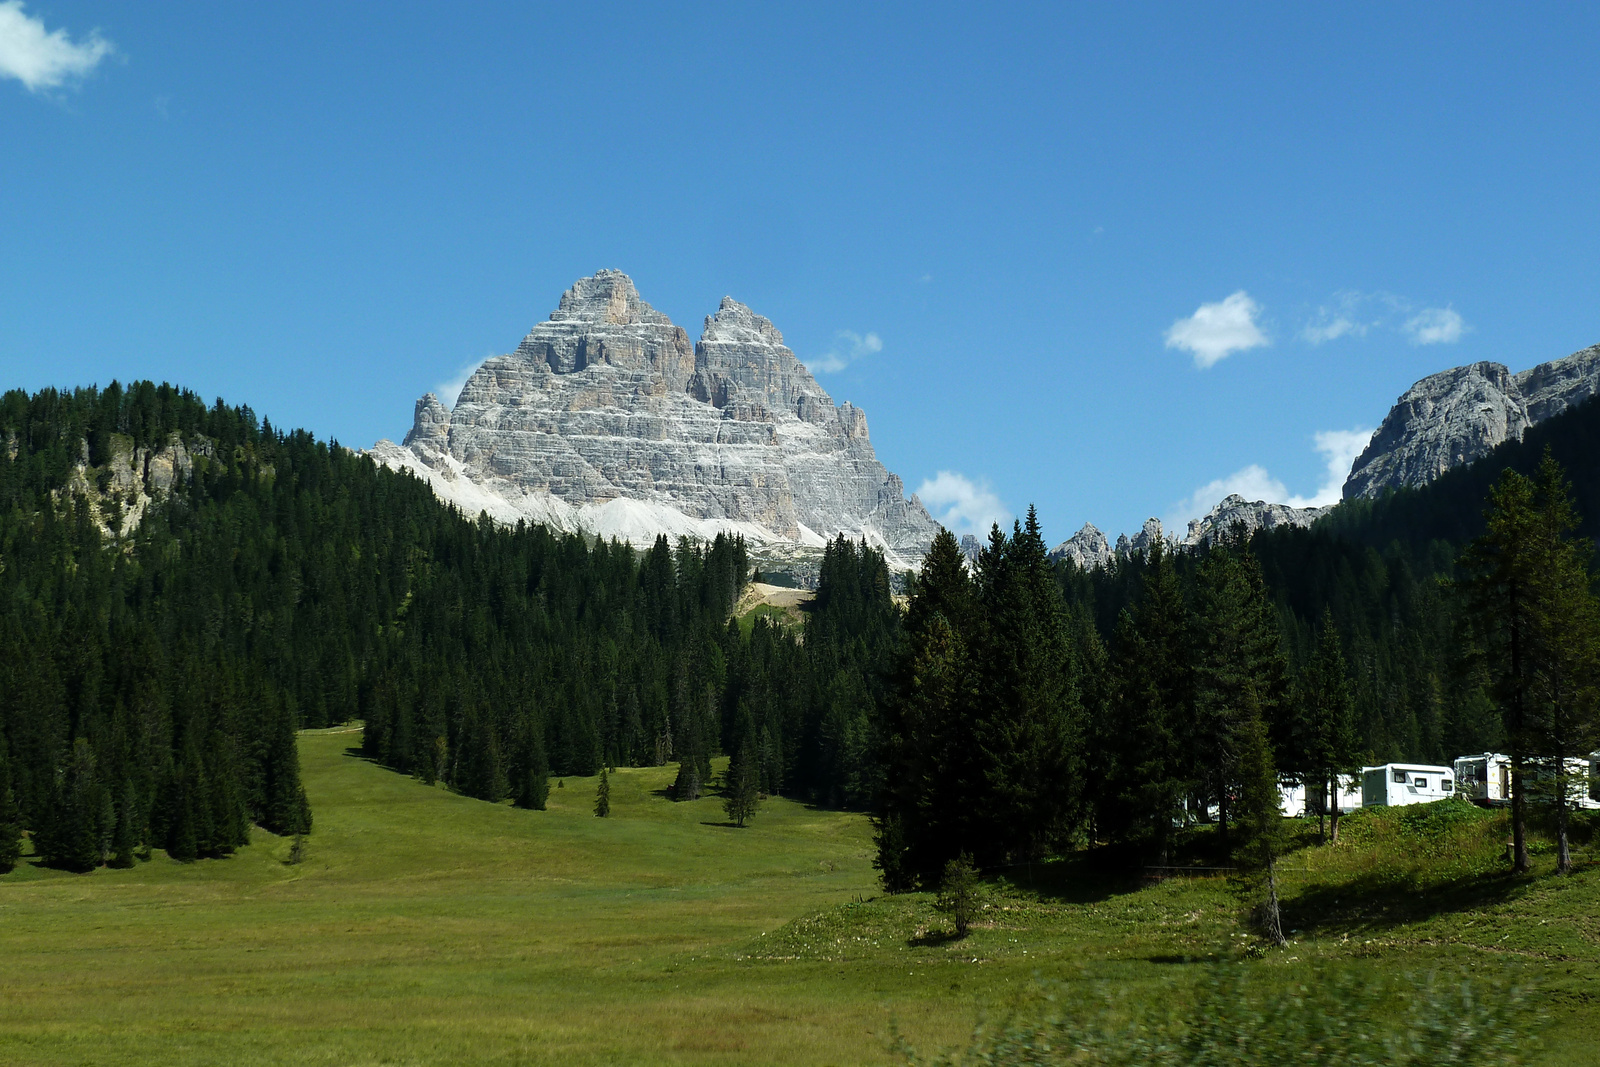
[369,271,939,572]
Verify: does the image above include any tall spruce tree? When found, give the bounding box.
[1296,610,1362,844]
[1522,453,1600,873]
[594,767,610,818]
[972,508,1081,864]
[1104,540,1192,863]
[877,529,980,887]
[1193,537,1290,847]
[0,732,22,873]
[723,740,759,827]
[1232,694,1288,946]
[1459,467,1541,873]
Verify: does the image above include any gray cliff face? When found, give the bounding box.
[1344,343,1600,499]
[381,270,939,556]
[1182,495,1329,548]
[1048,523,1112,571]
[1114,518,1167,558]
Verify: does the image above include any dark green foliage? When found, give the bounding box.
[0,732,22,873]
[594,767,610,818]
[722,740,758,827]
[934,853,980,938]
[1295,610,1362,842]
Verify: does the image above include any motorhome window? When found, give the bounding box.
[1414,778,1427,788]
[1442,779,1452,790]
[1392,769,1408,783]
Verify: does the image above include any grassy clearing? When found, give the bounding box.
[1,733,1596,1065]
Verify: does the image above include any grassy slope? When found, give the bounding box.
[0,731,1595,1065]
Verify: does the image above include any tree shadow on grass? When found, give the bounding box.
[908,928,965,948]
[1281,866,1530,937]
[699,820,746,829]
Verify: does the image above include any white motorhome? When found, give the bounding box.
[1306,774,1362,816]
[1278,780,1308,817]
[1454,753,1511,806]
[1361,764,1454,808]
[1454,753,1600,809]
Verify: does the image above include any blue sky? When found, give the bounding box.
[5,3,1600,546]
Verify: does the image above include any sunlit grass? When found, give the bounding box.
[0,730,1595,1064]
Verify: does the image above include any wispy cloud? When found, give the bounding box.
[1403,306,1468,345]
[915,471,1012,539]
[810,330,883,374]
[1164,291,1268,369]
[1166,426,1374,528]
[0,1,113,94]
[435,356,489,409]
[1295,291,1468,348]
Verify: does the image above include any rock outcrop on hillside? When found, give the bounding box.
[1344,343,1600,499]
[371,271,939,559]
[1182,495,1330,548]
[1048,523,1112,570]
[1115,518,1168,558]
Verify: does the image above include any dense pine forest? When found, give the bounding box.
[5,380,1600,889]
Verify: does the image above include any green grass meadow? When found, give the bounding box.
[2,729,1598,1065]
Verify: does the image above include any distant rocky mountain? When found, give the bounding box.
[370,270,939,562]
[1344,343,1600,499]
[1181,495,1330,547]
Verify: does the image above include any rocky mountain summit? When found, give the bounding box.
[371,271,939,561]
[1345,343,1600,499]
[1182,495,1330,547]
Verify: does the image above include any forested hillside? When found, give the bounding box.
[0,381,899,873]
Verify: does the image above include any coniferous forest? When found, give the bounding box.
[6,379,1600,890]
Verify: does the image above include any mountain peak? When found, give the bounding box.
[548,269,672,326]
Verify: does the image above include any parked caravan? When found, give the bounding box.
[1361,764,1454,808]
[1453,753,1600,809]
[1306,775,1362,816]
[1454,753,1511,806]
[1278,780,1308,817]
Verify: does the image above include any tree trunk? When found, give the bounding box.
[1263,853,1286,946]
[1557,774,1572,874]
[1328,776,1341,845]
[1511,761,1530,873]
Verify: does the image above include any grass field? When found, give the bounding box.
[1,729,1597,1065]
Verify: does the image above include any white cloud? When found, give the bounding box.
[809,330,883,374]
[915,470,1012,539]
[1403,306,1467,345]
[1164,291,1268,369]
[1285,427,1375,507]
[1168,465,1290,530]
[1301,317,1358,344]
[1167,425,1374,527]
[0,1,113,93]
[435,356,489,409]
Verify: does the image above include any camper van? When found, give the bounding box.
[1306,775,1362,816]
[1278,780,1307,817]
[1361,764,1454,808]
[1454,753,1511,806]
[1454,753,1600,809]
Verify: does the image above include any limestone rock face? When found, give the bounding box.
[1114,518,1168,558]
[1181,494,1329,548]
[374,271,939,560]
[1344,343,1600,499]
[1048,523,1112,571]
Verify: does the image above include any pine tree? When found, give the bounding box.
[935,853,981,938]
[516,724,551,811]
[1522,453,1600,873]
[971,509,1081,864]
[1296,610,1361,844]
[1232,696,1288,946]
[723,740,759,827]
[0,732,22,874]
[1458,467,1541,873]
[878,529,981,885]
[1193,539,1290,848]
